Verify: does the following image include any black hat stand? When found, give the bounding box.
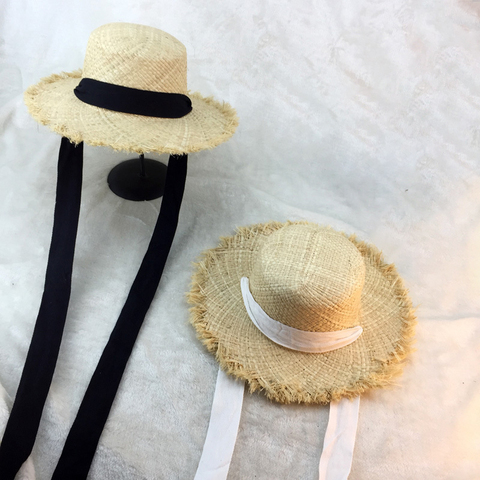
[107,155,167,201]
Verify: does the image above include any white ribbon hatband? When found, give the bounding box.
[240,277,363,353]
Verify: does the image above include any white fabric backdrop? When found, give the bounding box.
[1,0,480,478]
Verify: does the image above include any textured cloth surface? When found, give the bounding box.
[1,0,480,479]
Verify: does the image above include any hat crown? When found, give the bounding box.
[82,23,187,94]
[249,225,365,332]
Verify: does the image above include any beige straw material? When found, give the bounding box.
[188,221,416,405]
[24,23,238,155]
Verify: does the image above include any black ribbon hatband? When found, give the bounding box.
[74,78,193,118]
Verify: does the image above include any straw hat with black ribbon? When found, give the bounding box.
[188,221,416,480]
[0,22,237,480]
[25,22,238,154]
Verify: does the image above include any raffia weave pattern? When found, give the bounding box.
[24,23,238,155]
[249,225,365,332]
[188,221,416,404]
[83,23,188,93]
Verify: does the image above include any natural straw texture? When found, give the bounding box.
[188,221,416,405]
[24,23,238,155]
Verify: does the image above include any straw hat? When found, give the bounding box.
[188,221,416,404]
[24,22,238,154]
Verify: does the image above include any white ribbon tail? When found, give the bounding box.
[319,396,360,480]
[194,368,245,480]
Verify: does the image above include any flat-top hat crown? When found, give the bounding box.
[249,224,366,332]
[83,23,187,94]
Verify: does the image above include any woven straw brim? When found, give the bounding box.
[188,221,416,405]
[24,70,238,155]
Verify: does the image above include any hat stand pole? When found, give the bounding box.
[107,154,168,201]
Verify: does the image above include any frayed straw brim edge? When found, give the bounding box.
[187,220,417,405]
[24,70,239,155]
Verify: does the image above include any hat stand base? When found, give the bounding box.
[107,155,167,201]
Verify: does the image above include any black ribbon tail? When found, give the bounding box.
[52,154,188,479]
[0,137,83,480]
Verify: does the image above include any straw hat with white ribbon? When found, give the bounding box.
[188,221,416,404]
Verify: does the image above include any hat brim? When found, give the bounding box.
[188,221,416,404]
[24,70,238,155]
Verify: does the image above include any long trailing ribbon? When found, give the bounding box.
[0,138,188,479]
[194,369,245,480]
[195,369,360,480]
[0,137,83,479]
[319,394,360,480]
[0,77,192,478]
[53,152,188,479]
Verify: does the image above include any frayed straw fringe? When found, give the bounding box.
[24,70,239,155]
[187,221,417,405]
[24,70,83,143]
